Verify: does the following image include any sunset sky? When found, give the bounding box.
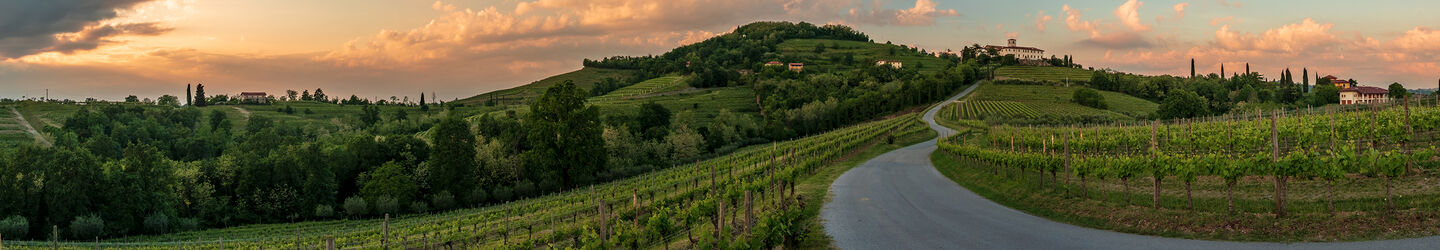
[2,0,1438,101]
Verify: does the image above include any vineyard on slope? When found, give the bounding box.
[4,113,927,249]
[934,99,1440,241]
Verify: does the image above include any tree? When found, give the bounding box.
[125,95,140,102]
[1388,82,1409,99]
[313,88,327,103]
[342,196,369,217]
[1310,84,1341,106]
[1071,88,1108,109]
[285,90,299,101]
[361,161,418,207]
[0,215,28,239]
[301,90,311,101]
[638,102,672,140]
[193,84,207,106]
[359,105,380,127]
[1190,58,1195,78]
[419,92,429,112]
[186,84,192,106]
[1157,90,1209,119]
[70,214,105,239]
[427,114,477,196]
[1302,68,1309,93]
[157,95,180,107]
[525,80,606,188]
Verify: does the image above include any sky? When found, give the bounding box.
[2,0,1438,101]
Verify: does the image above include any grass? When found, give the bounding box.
[930,146,1440,242]
[776,39,953,75]
[994,66,1094,83]
[455,67,636,106]
[971,83,1158,119]
[795,116,937,249]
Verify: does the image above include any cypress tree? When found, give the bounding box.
[1221,64,1225,78]
[186,84,192,106]
[419,92,429,111]
[1190,58,1195,78]
[1303,68,1309,92]
[194,84,207,107]
[1245,63,1250,74]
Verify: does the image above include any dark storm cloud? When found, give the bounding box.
[0,0,160,58]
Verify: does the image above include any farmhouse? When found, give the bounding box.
[765,61,784,67]
[788,63,804,72]
[875,60,903,69]
[240,92,268,103]
[1339,86,1388,105]
[985,39,1044,61]
[1322,75,1353,89]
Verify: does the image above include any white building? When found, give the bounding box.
[1339,86,1389,105]
[985,39,1044,60]
[875,59,903,69]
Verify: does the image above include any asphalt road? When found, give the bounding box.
[819,83,1440,249]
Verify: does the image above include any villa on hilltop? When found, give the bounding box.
[985,39,1044,61]
[1339,86,1388,105]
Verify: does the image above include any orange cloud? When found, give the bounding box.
[1114,0,1151,32]
[848,0,959,26]
[1212,18,1339,53]
[1034,10,1054,31]
[1209,16,1236,26]
[1391,27,1440,53]
[1062,4,1100,37]
[1172,3,1190,20]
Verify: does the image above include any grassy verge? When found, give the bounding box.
[929,150,1440,242]
[793,122,937,249]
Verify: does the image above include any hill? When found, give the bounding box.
[775,39,953,74]
[454,67,635,106]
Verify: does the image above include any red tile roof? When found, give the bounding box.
[1340,86,1387,95]
[240,92,267,96]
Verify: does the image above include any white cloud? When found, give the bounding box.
[1114,0,1151,32]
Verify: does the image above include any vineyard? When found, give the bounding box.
[993,66,1093,83]
[2,113,928,249]
[945,100,1040,119]
[934,98,1440,240]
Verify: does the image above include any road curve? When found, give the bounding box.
[820,83,1440,249]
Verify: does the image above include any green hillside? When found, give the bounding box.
[589,76,690,101]
[969,83,1158,120]
[455,67,635,106]
[776,39,953,74]
[994,66,1094,82]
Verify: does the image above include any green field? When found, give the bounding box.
[0,107,30,147]
[971,83,1157,120]
[994,66,1094,82]
[776,39,954,75]
[455,67,635,106]
[589,76,691,101]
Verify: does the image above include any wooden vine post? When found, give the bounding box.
[745,190,753,235]
[1405,95,1413,175]
[633,189,639,229]
[1278,110,1290,218]
[382,213,389,247]
[1150,120,1160,210]
[598,200,608,245]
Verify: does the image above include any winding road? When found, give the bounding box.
[820,83,1440,249]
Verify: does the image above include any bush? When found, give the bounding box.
[70,214,105,239]
[176,218,200,232]
[1072,88,1108,109]
[493,186,514,202]
[143,212,171,234]
[1157,89,1209,119]
[343,196,369,217]
[431,191,456,210]
[466,188,490,206]
[374,196,400,215]
[314,204,335,218]
[0,215,28,239]
[409,201,430,214]
[515,181,537,198]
